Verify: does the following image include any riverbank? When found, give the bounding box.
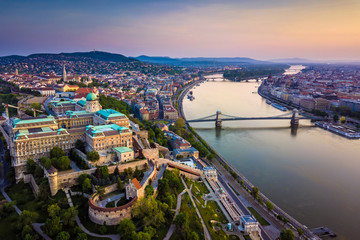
[178,75,319,240]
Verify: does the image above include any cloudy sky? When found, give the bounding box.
[1,0,359,60]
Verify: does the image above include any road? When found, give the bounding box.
[44,96,55,115]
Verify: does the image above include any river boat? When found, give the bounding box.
[271,103,287,111]
[266,99,272,105]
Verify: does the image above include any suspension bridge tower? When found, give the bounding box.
[215,110,222,128]
[291,109,299,128]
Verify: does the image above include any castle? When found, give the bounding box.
[6,93,132,181]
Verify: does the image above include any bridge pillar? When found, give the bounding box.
[291,109,299,128]
[215,111,222,128]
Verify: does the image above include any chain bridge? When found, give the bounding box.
[187,110,324,128]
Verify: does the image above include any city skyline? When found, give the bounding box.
[1,0,360,60]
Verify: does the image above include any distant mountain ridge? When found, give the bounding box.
[0,51,138,63]
[135,55,271,66]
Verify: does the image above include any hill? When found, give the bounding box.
[135,55,272,66]
[0,51,138,63]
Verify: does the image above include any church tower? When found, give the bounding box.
[63,65,67,82]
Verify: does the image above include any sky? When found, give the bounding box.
[0,0,360,61]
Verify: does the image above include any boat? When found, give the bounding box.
[271,103,287,111]
[266,99,272,105]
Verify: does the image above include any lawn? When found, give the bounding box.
[247,207,270,226]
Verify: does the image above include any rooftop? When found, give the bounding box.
[96,109,125,120]
[13,116,56,127]
[114,146,133,153]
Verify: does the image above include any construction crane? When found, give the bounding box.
[2,103,43,123]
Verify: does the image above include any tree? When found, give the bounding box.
[82,178,92,193]
[266,201,274,212]
[34,166,43,179]
[145,185,154,197]
[252,186,259,199]
[48,204,61,218]
[75,139,86,152]
[19,210,39,226]
[117,219,135,239]
[95,186,105,198]
[117,177,124,191]
[87,151,100,162]
[44,216,62,237]
[100,166,109,179]
[26,159,36,173]
[175,118,185,129]
[297,228,305,237]
[333,114,339,123]
[174,212,188,229]
[340,116,346,124]
[40,157,52,169]
[21,225,34,239]
[50,147,65,159]
[76,233,88,240]
[30,103,42,110]
[54,156,70,170]
[279,229,295,240]
[132,196,168,227]
[127,167,133,178]
[62,207,78,226]
[56,231,70,240]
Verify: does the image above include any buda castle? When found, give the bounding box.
[8,93,132,181]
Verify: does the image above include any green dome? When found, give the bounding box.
[86,92,97,101]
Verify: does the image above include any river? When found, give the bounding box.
[183,68,359,240]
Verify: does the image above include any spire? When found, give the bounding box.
[63,65,67,82]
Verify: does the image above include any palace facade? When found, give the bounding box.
[8,93,131,181]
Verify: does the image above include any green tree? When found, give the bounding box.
[26,159,36,173]
[333,114,339,123]
[34,166,44,179]
[62,207,78,226]
[117,177,124,191]
[54,156,70,170]
[48,204,61,218]
[82,178,92,193]
[95,186,105,198]
[175,118,185,129]
[75,139,86,152]
[279,229,295,240]
[56,231,70,240]
[40,157,52,169]
[132,196,168,227]
[87,151,100,162]
[76,233,88,240]
[100,166,109,179]
[174,212,188,230]
[145,185,154,197]
[266,201,274,212]
[296,228,305,237]
[44,216,62,237]
[50,147,65,159]
[30,102,42,111]
[19,210,39,226]
[21,225,34,239]
[117,219,135,239]
[252,186,259,199]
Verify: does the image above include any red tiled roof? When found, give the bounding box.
[132,178,141,190]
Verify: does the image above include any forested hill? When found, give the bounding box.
[223,64,288,81]
[0,51,138,64]
[0,51,144,74]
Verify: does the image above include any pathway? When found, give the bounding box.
[163,189,186,240]
[181,177,212,240]
[64,189,120,240]
[97,193,125,208]
[1,187,51,240]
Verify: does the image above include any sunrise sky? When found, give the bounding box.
[1,0,359,60]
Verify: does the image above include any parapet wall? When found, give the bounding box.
[88,194,137,225]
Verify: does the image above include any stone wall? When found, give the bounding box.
[88,186,137,225]
[141,148,159,161]
[135,130,148,140]
[23,174,40,197]
[49,159,148,196]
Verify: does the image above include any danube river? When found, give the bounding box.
[183,70,359,240]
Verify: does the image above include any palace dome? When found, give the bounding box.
[86,92,97,101]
